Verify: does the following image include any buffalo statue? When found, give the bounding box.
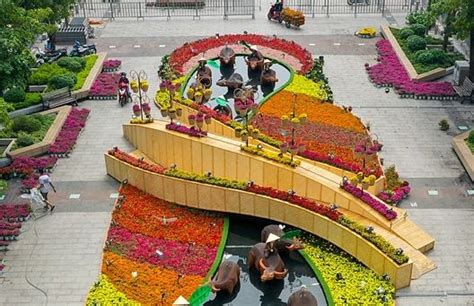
[248,242,288,282]
[287,287,318,306]
[261,224,305,253]
[210,260,240,295]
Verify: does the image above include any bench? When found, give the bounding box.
[454,77,474,104]
[41,87,77,110]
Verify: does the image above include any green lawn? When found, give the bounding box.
[466,139,474,154]
[74,55,98,90]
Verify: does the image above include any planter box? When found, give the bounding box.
[381,26,453,82]
[0,139,15,158]
[72,52,107,101]
[452,130,474,181]
[7,106,72,158]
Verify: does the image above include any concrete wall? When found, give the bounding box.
[105,153,413,289]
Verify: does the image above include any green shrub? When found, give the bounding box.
[48,74,76,90]
[406,35,426,52]
[15,132,35,147]
[409,23,426,36]
[9,93,42,111]
[12,116,42,133]
[4,87,26,103]
[468,130,474,145]
[57,57,85,72]
[399,28,415,39]
[439,119,449,131]
[29,63,69,85]
[415,49,447,65]
[406,11,434,28]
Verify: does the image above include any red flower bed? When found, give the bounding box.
[108,149,166,174]
[170,34,313,74]
[247,184,342,221]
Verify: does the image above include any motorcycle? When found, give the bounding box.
[118,82,131,107]
[267,2,283,23]
[69,41,97,57]
[347,0,369,5]
[32,47,67,66]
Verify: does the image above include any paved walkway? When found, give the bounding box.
[1,13,473,306]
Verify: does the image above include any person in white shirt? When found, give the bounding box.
[37,169,56,211]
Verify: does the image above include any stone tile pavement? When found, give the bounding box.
[0,212,111,305]
[323,54,465,179]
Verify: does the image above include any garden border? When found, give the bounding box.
[452,130,474,181]
[7,106,72,158]
[188,216,230,304]
[72,52,107,100]
[380,26,452,82]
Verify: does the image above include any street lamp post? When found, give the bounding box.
[130,70,152,123]
[279,93,307,162]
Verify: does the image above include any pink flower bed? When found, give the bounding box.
[341,181,397,220]
[49,108,90,155]
[367,40,456,99]
[0,156,57,177]
[165,122,207,138]
[90,73,120,98]
[377,185,411,205]
[102,59,122,72]
[0,204,30,221]
[107,226,217,276]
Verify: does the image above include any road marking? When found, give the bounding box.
[333,43,341,46]
[358,43,365,46]
[159,44,166,48]
[410,202,418,207]
[467,189,474,196]
[0,195,4,201]
[109,45,116,49]
[133,45,141,48]
[428,190,439,196]
[308,43,315,46]
[458,125,469,131]
[69,194,81,199]
[109,193,119,199]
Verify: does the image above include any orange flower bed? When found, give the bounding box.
[102,251,203,305]
[260,90,366,134]
[113,185,223,247]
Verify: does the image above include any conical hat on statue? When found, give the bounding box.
[173,296,189,305]
[266,233,280,244]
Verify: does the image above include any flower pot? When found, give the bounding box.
[176,108,183,117]
[196,119,204,128]
[160,109,169,117]
[241,134,248,142]
[205,115,212,124]
[169,111,177,119]
[133,111,141,117]
[235,129,242,138]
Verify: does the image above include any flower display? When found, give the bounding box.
[367,40,456,99]
[102,59,122,72]
[49,108,90,155]
[170,34,313,74]
[165,122,207,138]
[90,73,120,99]
[89,184,225,304]
[285,75,328,101]
[108,148,166,174]
[341,181,397,220]
[302,236,395,305]
[107,149,409,264]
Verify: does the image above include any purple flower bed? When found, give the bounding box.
[49,108,90,155]
[165,122,207,138]
[0,156,57,178]
[377,185,411,205]
[367,40,456,99]
[341,181,397,220]
[102,59,122,72]
[90,73,120,99]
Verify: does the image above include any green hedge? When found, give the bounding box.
[391,27,464,74]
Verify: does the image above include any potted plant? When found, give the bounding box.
[133,104,141,117]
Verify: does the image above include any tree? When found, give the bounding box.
[429,0,474,80]
[0,1,54,92]
[14,0,76,24]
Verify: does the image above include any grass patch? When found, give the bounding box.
[391,27,464,74]
[466,139,474,154]
[1,93,43,111]
[74,55,98,90]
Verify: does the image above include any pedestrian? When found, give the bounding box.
[37,169,56,212]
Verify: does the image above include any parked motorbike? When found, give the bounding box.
[32,47,67,66]
[118,82,131,107]
[347,0,369,5]
[70,41,97,57]
[267,2,283,23]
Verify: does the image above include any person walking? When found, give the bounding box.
[37,169,56,212]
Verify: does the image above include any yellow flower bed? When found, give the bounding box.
[86,274,140,305]
[286,74,328,101]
